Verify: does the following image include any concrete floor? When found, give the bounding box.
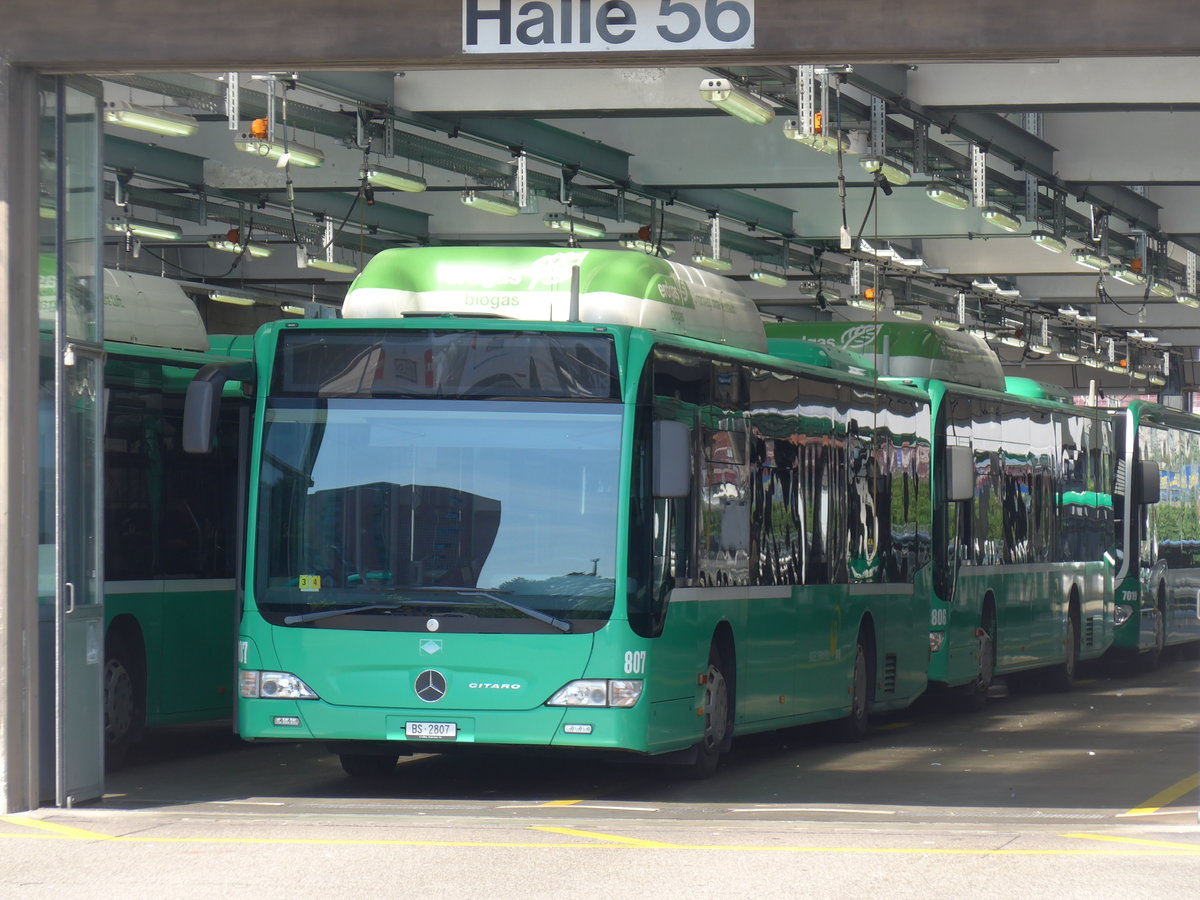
[2,656,1197,897]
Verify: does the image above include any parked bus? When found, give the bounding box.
[57,270,250,765]
[184,246,947,777]
[1111,399,1200,667]
[765,323,1146,705]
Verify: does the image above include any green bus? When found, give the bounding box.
[57,270,249,765]
[184,246,946,776]
[1111,399,1200,666]
[769,322,1162,703]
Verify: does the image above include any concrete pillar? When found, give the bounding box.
[0,62,42,814]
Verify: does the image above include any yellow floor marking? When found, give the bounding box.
[1120,771,1200,816]
[533,826,681,848]
[537,799,583,807]
[0,816,113,840]
[874,721,913,731]
[1063,833,1200,853]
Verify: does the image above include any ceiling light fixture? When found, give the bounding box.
[207,238,273,258]
[105,216,183,241]
[361,165,427,193]
[1175,292,1200,309]
[860,155,912,186]
[933,316,962,331]
[208,290,256,306]
[1150,279,1176,298]
[460,189,520,216]
[893,308,923,321]
[1072,248,1112,271]
[234,134,324,168]
[749,267,788,287]
[544,212,607,239]
[782,119,848,153]
[699,78,775,125]
[1056,346,1081,363]
[691,252,733,272]
[1030,230,1066,253]
[1109,265,1146,286]
[925,182,970,210]
[104,100,199,137]
[1149,373,1167,387]
[998,334,1026,348]
[280,304,305,316]
[1058,305,1080,319]
[304,256,358,274]
[971,277,999,293]
[981,205,1021,232]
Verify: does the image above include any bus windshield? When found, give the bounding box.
[254,398,623,633]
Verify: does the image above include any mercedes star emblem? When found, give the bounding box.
[414,669,447,703]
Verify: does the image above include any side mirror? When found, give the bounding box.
[183,362,252,454]
[1139,460,1161,505]
[652,420,691,498]
[945,445,975,503]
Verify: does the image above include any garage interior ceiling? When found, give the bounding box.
[94,59,1200,389]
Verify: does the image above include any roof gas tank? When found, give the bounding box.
[341,246,768,353]
[102,269,209,351]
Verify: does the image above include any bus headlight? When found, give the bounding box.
[929,632,945,653]
[1114,604,1134,626]
[240,670,320,700]
[546,679,643,708]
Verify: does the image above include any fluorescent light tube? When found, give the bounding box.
[847,296,883,312]
[1150,280,1176,298]
[998,334,1026,348]
[1105,362,1126,374]
[782,119,848,153]
[1029,342,1053,355]
[893,308,923,321]
[208,290,256,306]
[699,78,775,125]
[982,205,1021,232]
[1149,373,1166,386]
[1081,355,1105,369]
[749,268,788,287]
[1073,248,1112,271]
[1056,348,1081,363]
[361,166,427,193]
[971,277,999,292]
[691,253,733,272]
[280,304,305,316]
[1175,292,1200,308]
[933,317,962,331]
[1109,265,1146,286]
[460,190,520,216]
[1031,230,1066,253]
[1058,305,1079,319]
[104,101,199,137]
[1131,369,1148,381]
[926,182,970,209]
[106,216,182,241]
[305,257,358,274]
[234,134,324,168]
[207,239,273,258]
[544,213,606,238]
[620,238,675,257]
[860,155,911,186]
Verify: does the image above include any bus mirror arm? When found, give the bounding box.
[183,362,253,454]
[1138,460,1161,505]
[652,420,691,499]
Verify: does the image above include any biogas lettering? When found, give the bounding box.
[465,294,522,308]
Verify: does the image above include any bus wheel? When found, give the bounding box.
[339,753,399,778]
[103,636,143,769]
[1044,615,1078,692]
[686,649,732,779]
[959,616,995,712]
[833,638,870,742]
[1140,604,1166,672]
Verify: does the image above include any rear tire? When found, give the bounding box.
[833,639,870,742]
[339,753,399,778]
[1044,615,1078,692]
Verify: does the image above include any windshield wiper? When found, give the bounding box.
[284,602,404,625]
[404,585,572,633]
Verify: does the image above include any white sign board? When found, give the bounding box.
[463,0,755,53]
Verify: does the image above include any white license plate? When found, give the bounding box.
[405,721,457,740]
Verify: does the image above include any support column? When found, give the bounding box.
[0,61,42,814]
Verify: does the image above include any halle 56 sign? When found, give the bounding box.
[463,0,756,53]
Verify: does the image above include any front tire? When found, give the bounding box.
[685,649,732,779]
[958,616,996,712]
[104,635,144,770]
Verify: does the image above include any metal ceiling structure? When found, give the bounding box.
[95,59,1200,393]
